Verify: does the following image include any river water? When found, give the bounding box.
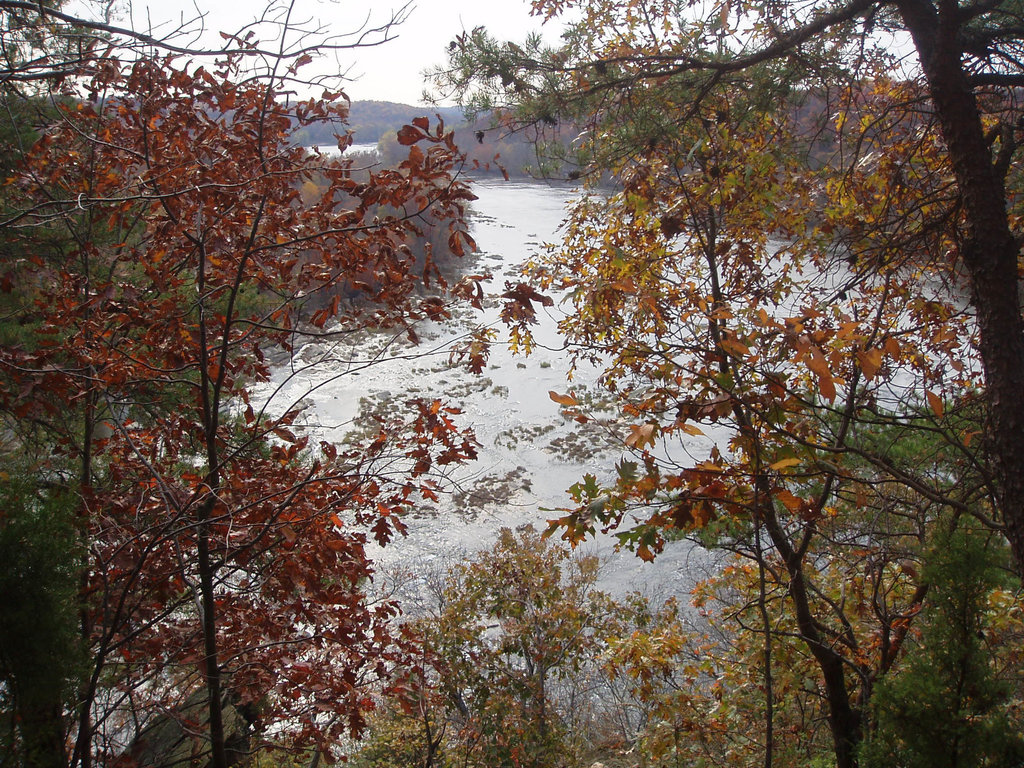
[257,177,709,597]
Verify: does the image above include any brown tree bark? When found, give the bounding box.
[898,0,1024,571]
[760,503,862,768]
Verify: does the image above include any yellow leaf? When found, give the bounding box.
[770,457,801,471]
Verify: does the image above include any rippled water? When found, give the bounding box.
[258,177,708,596]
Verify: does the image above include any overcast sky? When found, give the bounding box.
[128,0,562,105]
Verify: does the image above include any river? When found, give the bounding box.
[257,176,709,597]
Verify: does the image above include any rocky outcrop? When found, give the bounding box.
[127,688,257,768]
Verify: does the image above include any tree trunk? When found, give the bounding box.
[760,502,861,768]
[898,0,1024,571]
[197,500,229,768]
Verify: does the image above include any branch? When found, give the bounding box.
[593,0,881,79]
[0,0,414,72]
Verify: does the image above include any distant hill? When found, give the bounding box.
[293,99,575,180]
[291,100,466,147]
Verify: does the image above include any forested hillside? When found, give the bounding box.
[291,100,465,146]
[292,99,570,179]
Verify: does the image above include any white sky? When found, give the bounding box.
[125,0,562,105]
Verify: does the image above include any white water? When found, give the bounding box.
[256,177,708,596]
[307,142,379,156]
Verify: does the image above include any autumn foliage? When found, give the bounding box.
[433,0,1024,766]
[1,32,479,768]
[6,1,1024,767]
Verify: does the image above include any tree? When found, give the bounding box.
[0,469,85,768]
[389,527,625,768]
[431,1,1024,766]
[0,5,483,767]
[861,523,1024,768]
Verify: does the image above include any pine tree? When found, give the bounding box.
[0,470,85,768]
[862,524,1024,768]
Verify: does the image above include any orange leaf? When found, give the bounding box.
[625,423,657,449]
[549,390,579,406]
[858,348,883,379]
[818,376,837,402]
[272,426,297,443]
[774,488,804,513]
[806,346,836,402]
[719,336,750,359]
[926,389,944,418]
[836,321,861,340]
[396,124,424,145]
